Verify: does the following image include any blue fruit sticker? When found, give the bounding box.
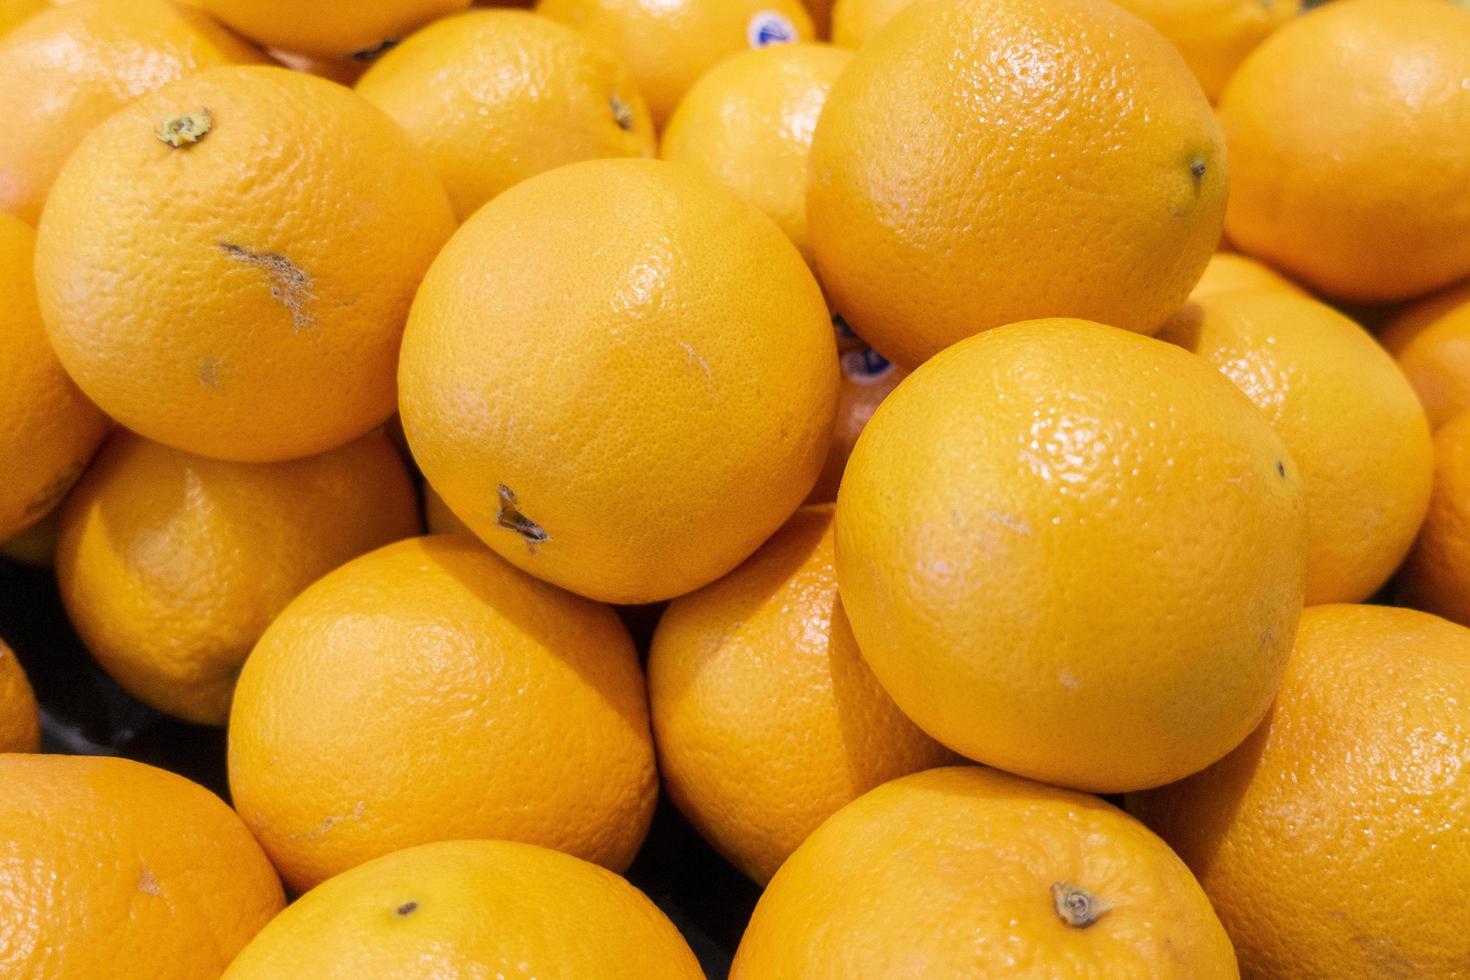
[841,345,894,384]
[747,11,798,48]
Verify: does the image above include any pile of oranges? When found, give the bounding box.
[2,0,1470,975]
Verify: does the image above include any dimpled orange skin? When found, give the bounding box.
[222,840,703,979]
[35,65,456,464]
[537,0,814,124]
[0,0,265,224]
[399,159,838,604]
[0,641,40,753]
[1398,412,1470,626]
[201,0,469,58]
[807,0,1227,369]
[1130,604,1470,979]
[228,535,658,893]
[0,213,108,543]
[836,319,1307,793]
[807,333,905,503]
[648,506,956,884]
[1220,0,1470,303]
[356,10,655,222]
[1112,0,1301,103]
[661,43,851,265]
[0,754,284,979]
[54,431,420,727]
[731,766,1237,977]
[1380,281,1470,429]
[1158,291,1431,604]
[1189,251,1304,301]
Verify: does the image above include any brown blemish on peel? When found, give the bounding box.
[497,484,548,554]
[1051,882,1112,928]
[218,243,316,332]
[155,109,212,147]
[197,355,222,390]
[137,869,161,895]
[396,901,418,916]
[610,95,635,131]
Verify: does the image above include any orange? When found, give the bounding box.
[223,839,702,979]
[648,505,955,883]
[1189,250,1304,300]
[228,535,658,893]
[0,0,43,35]
[1158,290,1432,604]
[357,10,654,222]
[537,0,814,124]
[200,0,470,58]
[55,431,419,726]
[423,484,473,536]
[35,65,456,463]
[0,754,284,979]
[1112,0,1301,102]
[661,43,850,264]
[0,212,108,543]
[836,318,1307,792]
[807,0,1226,368]
[1130,604,1470,978]
[1379,280,1470,428]
[399,159,837,604]
[1220,0,1470,302]
[0,0,265,224]
[0,639,40,753]
[1398,411,1470,625]
[731,766,1237,977]
[808,317,904,502]
[829,0,911,47]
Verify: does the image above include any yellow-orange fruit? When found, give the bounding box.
[222,840,703,979]
[1158,290,1431,603]
[1112,0,1301,102]
[829,0,911,47]
[648,505,955,883]
[228,535,658,892]
[836,318,1307,792]
[537,0,814,124]
[399,158,837,604]
[808,0,1226,367]
[423,484,473,536]
[356,10,655,221]
[0,639,40,753]
[0,754,284,979]
[1399,411,1470,625]
[1189,251,1304,301]
[201,0,470,58]
[661,43,850,264]
[0,212,107,543]
[1379,281,1470,429]
[1220,0,1470,301]
[0,0,43,35]
[55,431,420,726]
[1130,604,1470,978]
[0,0,264,223]
[35,65,456,463]
[732,766,1237,977]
